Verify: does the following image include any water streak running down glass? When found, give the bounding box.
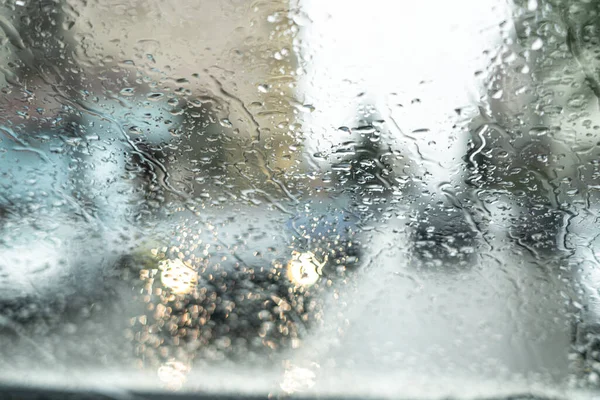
[0,0,599,399]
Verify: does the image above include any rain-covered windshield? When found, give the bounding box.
[0,0,600,399]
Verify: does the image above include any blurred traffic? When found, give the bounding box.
[0,0,599,398]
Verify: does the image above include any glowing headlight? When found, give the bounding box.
[287,251,327,287]
[158,360,190,390]
[159,258,198,295]
[280,366,317,394]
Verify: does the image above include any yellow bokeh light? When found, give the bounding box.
[286,251,327,287]
[159,258,198,295]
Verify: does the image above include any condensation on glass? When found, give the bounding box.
[0,0,599,398]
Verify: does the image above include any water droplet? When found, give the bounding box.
[120,88,135,96]
[531,37,543,50]
[147,92,164,101]
[530,127,549,137]
[128,126,143,135]
[527,0,538,11]
[567,94,587,110]
[219,118,233,128]
[491,89,504,99]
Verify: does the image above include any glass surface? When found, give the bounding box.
[0,0,600,398]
